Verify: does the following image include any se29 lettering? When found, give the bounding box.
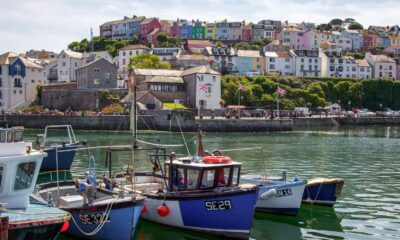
[78,212,110,224]
[205,200,232,211]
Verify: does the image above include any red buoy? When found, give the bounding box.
[203,155,232,164]
[60,221,70,233]
[157,203,169,217]
[141,205,147,215]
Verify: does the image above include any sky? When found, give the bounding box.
[0,0,399,54]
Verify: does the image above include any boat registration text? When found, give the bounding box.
[205,200,232,211]
[78,212,110,224]
[276,188,292,197]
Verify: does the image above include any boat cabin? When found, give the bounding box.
[165,158,242,192]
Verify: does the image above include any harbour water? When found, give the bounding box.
[25,126,400,240]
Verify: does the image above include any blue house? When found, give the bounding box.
[179,21,193,39]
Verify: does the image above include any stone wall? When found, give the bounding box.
[41,89,128,111]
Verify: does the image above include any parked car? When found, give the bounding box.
[345,111,355,117]
[376,108,397,117]
[358,109,376,117]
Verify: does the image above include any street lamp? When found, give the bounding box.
[338,100,341,116]
[380,103,382,110]
[348,100,351,111]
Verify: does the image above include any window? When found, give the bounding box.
[187,169,200,190]
[308,59,312,63]
[285,58,290,62]
[218,168,231,186]
[212,76,216,82]
[62,62,66,67]
[0,78,2,87]
[62,54,66,58]
[14,162,36,190]
[352,67,356,72]
[129,51,132,56]
[389,65,392,70]
[330,66,335,71]
[380,65,383,70]
[0,166,3,189]
[172,167,185,190]
[31,79,35,83]
[270,58,275,63]
[269,64,275,70]
[19,90,22,94]
[14,78,22,87]
[13,90,16,94]
[94,68,100,73]
[15,65,21,75]
[123,52,126,56]
[232,166,240,186]
[104,73,110,79]
[201,169,215,188]
[94,79,99,85]
[123,59,126,65]
[75,62,78,67]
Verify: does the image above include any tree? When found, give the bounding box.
[128,36,139,45]
[316,24,332,31]
[128,53,171,70]
[348,22,364,30]
[156,32,168,46]
[68,41,80,51]
[329,18,343,27]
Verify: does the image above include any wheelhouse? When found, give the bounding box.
[165,159,242,192]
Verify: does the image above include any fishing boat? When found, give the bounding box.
[0,127,70,240]
[302,178,345,206]
[36,125,81,171]
[240,173,306,215]
[34,146,145,240]
[104,129,259,239]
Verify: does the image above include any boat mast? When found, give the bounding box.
[197,124,205,157]
[131,86,138,148]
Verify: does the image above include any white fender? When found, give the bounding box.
[259,188,277,200]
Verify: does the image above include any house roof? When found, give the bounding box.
[356,59,371,67]
[187,40,211,46]
[133,68,182,77]
[119,45,150,51]
[141,76,184,84]
[122,91,161,103]
[148,28,159,35]
[264,51,278,58]
[369,54,395,63]
[1,52,43,69]
[63,49,83,59]
[77,58,116,70]
[276,51,291,58]
[141,17,156,25]
[237,50,262,58]
[180,65,220,76]
[0,52,18,64]
[176,54,212,61]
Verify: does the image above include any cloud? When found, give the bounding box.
[0,0,398,54]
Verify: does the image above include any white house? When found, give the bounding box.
[290,49,323,77]
[117,44,150,85]
[0,52,44,112]
[321,50,372,79]
[365,52,396,79]
[264,51,294,76]
[152,47,181,61]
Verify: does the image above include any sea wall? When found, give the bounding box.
[0,112,292,132]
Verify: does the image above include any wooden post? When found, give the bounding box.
[0,216,9,240]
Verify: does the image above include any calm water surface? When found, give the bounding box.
[25,126,400,240]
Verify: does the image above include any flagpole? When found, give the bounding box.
[277,84,279,118]
[238,85,241,118]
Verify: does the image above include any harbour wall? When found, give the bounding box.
[3,114,400,132]
[0,112,292,132]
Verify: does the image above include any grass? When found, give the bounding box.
[163,102,188,109]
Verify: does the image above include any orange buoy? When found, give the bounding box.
[203,155,232,164]
[60,221,70,233]
[157,203,169,217]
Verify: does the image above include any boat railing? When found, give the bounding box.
[41,125,78,147]
[38,170,72,184]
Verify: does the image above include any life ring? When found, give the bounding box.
[203,155,232,164]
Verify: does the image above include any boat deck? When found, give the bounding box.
[1,203,70,229]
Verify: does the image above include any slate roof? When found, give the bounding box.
[141,76,184,84]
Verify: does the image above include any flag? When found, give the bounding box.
[277,87,286,96]
[199,85,207,91]
[239,85,248,91]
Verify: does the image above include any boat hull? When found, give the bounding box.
[66,202,143,240]
[302,178,345,206]
[141,190,258,239]
[241,178,306,215]
[41,143,78,171]
[8,223,64,240]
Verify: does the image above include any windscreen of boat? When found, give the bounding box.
[14,162,36,191]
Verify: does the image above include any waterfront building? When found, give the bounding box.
[203,46,238,75]
[0,52,44,112]
[290,49,323,77]
[100,15,145,40]
[175,54,213,69]
[216,20,242,40]
[279,27,305,49]
[152,47,181,62]
[264,40,290,52]
[365,52,396,79]
[252,23,266,41]
[117,44,151,86]
[128,65,221,109]
[264,51,294,76]
[179,20,193,39]
[321,50,372,79]
[160,20,173,33]
[385,34,400,55]
[360,32,375,51]
[76,58,117,89]
[236,50,265,75]
[304,30,332,49]
[259,19,282,31]
[140,18,162,44]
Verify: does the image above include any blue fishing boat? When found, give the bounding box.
[0,127,70,240]
[106,127,258,239]
[240,175,306,215]
[302,178,345,206]
[37,125,80,171]
[34,147,145,240]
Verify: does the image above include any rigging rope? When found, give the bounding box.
[175,115,191,157]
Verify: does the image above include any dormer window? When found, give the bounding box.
[15,64,21,76]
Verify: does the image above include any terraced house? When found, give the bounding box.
[100,15,145,40]
[0,52,44,112]
[203,46,238,75]
[236,50,265,76]
[192,20,205,39]
[365,53,396,79]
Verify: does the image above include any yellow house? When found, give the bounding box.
[205,22,217,40]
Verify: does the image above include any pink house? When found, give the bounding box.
[241,26,252,41]
[280,27,307,49]
[187,40,212,53]
[140,18,162,44]
[361,33,374,51]
[169,22,181,37]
